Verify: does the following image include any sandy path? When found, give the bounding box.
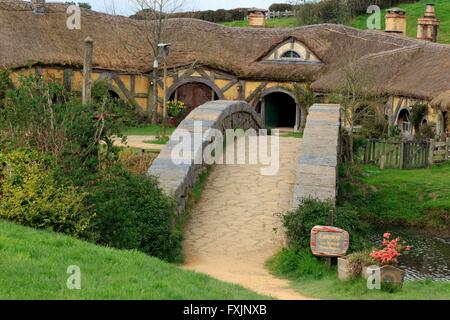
[112,135,165,151]
[182,137,311,300]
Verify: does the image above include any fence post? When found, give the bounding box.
[429,139,435,165]
[400,142,405,169]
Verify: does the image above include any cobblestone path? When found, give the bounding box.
[183,137,311,300]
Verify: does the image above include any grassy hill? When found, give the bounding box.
[223,0,450,44]
[0,220,266,299]
[352,0,450,44]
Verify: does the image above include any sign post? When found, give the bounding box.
[310,226,349,259]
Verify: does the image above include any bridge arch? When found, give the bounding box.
[148,100,262,211]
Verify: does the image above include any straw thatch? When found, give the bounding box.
[431,90,450,112]
[1,0,450,100]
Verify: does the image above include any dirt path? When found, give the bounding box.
[112,135,165,151]
[183,137,311,300]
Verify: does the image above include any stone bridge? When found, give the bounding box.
[147,101,341,299]
[148,100,263,211]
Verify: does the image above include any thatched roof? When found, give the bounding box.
[431,90,450,111]
[1,0,450,100]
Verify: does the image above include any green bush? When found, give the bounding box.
[283,198,368,252]
[0,74,128,184]
[0,149,93,236]
[269,3,293,12]
[296,0,350,25]
[0,69,13,103]
[86,166,182,262]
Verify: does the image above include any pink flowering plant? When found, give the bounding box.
[369,233,411,266]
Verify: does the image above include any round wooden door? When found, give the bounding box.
[174,83,218,115]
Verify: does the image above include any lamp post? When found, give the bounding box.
[157,43,171,138]
[158,43,171,120]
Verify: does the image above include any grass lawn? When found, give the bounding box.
[268,249,450,300]
[223,1,450,45]
[340,163,450,229]
[122,124,176,137]
[0,220,266,300]
[351,0,450,44]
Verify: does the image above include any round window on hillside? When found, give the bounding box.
[281,50,301,59]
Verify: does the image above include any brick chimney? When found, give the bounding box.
[31,0,46,15]
[385,7,407,36]
[248,8,267,28]
[417,4,440,42]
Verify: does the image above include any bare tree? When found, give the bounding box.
[288,82,317,133]
[327,44,388,165]
[130,0,187,124]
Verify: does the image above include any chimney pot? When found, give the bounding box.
[31,0,46,15]
[417,4,440,42]
[385,7,407,36]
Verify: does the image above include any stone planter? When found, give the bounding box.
[362,265,406,288]
[338,256,352,281]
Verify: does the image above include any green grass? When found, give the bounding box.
[0,220,267,300]
[340,163,450,229]
[223,1,450,44]
[352,0,450,44]
[268,248,450,300]
[223,17,298,28]
[143,136,170,145]
[122,124,176,136]
[280,131,304,139]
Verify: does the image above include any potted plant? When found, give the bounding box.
[362,232,411,288]
[166,100,186,126]
[338,251,376,281]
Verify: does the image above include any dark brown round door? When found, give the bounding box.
[174,83,218,115]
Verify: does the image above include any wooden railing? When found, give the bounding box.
[267,10,295,19]
[363,138,450,169]
[363,139,430,169]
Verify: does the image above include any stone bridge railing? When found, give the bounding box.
[291,104,342,209]
[148,100,263,211]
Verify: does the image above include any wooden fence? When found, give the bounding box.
[267,10,295,19]
[363,139,431,169]
[430,137,450,164]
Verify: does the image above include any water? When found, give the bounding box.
[367,228,450,281]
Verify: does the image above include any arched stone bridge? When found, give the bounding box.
[147,101,341,299]
[148,100,263,211]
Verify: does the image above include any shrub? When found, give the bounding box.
[0,69,13,103]
[0,149,93,236]
[269,3,293,12]
[296,0,350,25]
[0,74,127,184]
[86,166,182,262]
[283,198,368,252]
[118,149,157,176]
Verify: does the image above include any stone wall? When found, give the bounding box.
[292,104,342,209]
[148,100,263,211]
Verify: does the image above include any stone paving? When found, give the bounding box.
[183,137,311,300]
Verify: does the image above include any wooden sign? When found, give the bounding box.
[310,226,349,257]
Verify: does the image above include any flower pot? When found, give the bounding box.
[338,256,352,281]
[362,265,406,288]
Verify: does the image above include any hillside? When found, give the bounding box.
[223,0,449,44]
[352,0,450,44]
[0,220,266,299]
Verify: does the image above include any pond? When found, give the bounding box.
[368,227,450,281]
